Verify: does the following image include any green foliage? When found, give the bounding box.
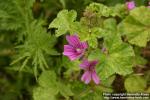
[49,10,77,37]
[33,71,58,100]
[134,0,146,6]
[11,21,58,77]
[71,81,111,100]
[62,56,80,79]
[89,34,134,80]
[81,90,103,100]
[86,3,113,17]
[57,82,74,99]
[80,3,127,48]
[103,18,117,32]
[120,7,150,47]
[0,0,34,31]
[125,75,147,92]
[48,3,127,48]
[33,87,56,100]
[133,47,147,66]
[0,0,150,100]
[0,0,58,79]
[33,71,74,100]
[101,39,134,79]
[101,75,116,87]
[104,0,125,6]
[86,3,127,18]
[86,27,105,48]
[88,17,135,80]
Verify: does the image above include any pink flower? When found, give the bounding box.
[80,59,100,84]
[126,1,135,10]
[63,35,88,61]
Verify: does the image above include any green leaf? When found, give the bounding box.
[81,90,103,100]
[11,21,57,74]
[125,75,147,92]
[104,0,125,6]
[88,49,103,61]
[49,10,77,37]
[120,7,150,47]
[146,86,150,93]
[10,52,30,65]
[96,85,113,93]
[86,3,113,17]
[69,22,89,41]
[91,27,105,38]
[110,4,127,18]
[33,71,59,100]
[89,34,134,80]
[59,0,66,8]
[19,57,30,71]
[133,47,147,66]
[71,81,89,98]
[86,27,105,48]
[103,18,117,32]
[58,83,74,98]
[88,35,98,48]
[62,57,80,80]
[38,71,57,88]
[86,3,126,18]
[133,55,147,67]
[72,82,103,100]
[33,87,56,100]
[101,75,116,87]
[0,0,35,30]
[134,0,145,6]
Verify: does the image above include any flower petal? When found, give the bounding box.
[63,52,78,60]
[90,60,98,67]
[63,45,75,56]
[63,51,74,56]
[80,59,90,70]
[81,71,91,84]
[69,54,79,60]
[66,35,80,47]
[126,1,135,10]
[64,45,75,52]
[92,71,100,84]
[63,45,79,60]
[80,42,88,49]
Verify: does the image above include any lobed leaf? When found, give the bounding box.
[125,75,147,92]
[89,34,134,80]
[33,71,58,100]
[49,10,77,37]
[120,7,150,47]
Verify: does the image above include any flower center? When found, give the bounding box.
[76,48,82,53]
[88,66,95,72]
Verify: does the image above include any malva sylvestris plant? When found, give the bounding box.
[2,0,150,99]
[41,1,150,99]
[63,35,100,84]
